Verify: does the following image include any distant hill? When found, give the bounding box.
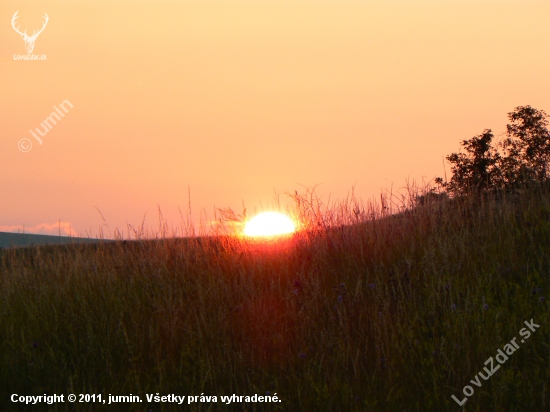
[0,232,111,249]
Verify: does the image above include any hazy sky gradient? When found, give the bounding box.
[2,0,550,237]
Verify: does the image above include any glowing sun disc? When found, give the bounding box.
[243,212,296,238]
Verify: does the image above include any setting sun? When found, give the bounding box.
[243,212,296,238]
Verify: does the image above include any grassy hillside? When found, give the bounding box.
[0,186,549,411]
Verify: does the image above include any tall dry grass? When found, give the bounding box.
[0,184,549,411]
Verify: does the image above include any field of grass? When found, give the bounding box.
[1,185,549,411]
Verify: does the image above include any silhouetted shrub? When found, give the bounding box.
[437,106,550,196]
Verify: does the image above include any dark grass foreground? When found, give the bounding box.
[1,187,549,412]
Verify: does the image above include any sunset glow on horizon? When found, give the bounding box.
[243,212,296,238]
[2,0,550,237]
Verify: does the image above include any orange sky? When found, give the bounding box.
[2,0,550,237]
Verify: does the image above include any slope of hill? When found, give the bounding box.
[0,231,109,249]
[1,186,549,411]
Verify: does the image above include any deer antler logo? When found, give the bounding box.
[11,11,49,54]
